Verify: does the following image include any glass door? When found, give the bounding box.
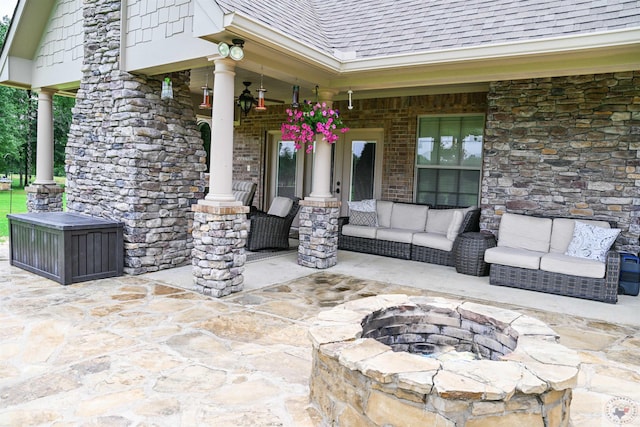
[266,132,305,208]
[334,129,384,216]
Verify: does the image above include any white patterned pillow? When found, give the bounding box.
[348,199,377,226]
[565,221,620,262]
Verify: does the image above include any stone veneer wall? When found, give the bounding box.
[65,0,206,274]
[482,71,640,253]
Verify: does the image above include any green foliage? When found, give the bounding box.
[0,16,75,180]
[0,178,27,241]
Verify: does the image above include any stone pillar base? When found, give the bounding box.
[298,199,341,269]
[25,184,64,212]
[191,204,249,297]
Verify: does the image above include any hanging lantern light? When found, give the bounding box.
[237,81,255,116]
[291,85,300,108]
[161,77,173,100]
[199,71,212,109]
[255,74,267,112]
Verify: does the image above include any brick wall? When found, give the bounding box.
[232,93,487,208]
[482,71,640,252]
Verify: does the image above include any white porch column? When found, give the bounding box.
[33,88,56,185]
[307,89,339,201]
[201,57,240,206]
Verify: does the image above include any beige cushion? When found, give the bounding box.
[497,213,552,252]
[267,197,293,217]
[540,253,606,279]
[389,204,429,231]
[376,228,415,244]
[446,210,464,241]
[376,201,394,228]
[425,209,453,234]
[484,246,545,270]
[550,218,611,253]
[342,224,378,239]
[412,232,454,251]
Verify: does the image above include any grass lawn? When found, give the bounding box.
[0,175,66,242]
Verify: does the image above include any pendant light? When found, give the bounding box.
[238,81,255,116]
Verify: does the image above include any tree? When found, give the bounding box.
[0,16,75,182]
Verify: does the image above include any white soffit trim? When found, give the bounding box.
[342,27,640,72]
[221,12,639,74]
[221,12,342,72]
[193,0,225,38]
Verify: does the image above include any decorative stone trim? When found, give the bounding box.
[298,200,340,269]
[309,295,579,426]
[191,204,248,297]
[25,185,64,213]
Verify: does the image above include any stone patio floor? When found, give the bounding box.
[0,243,639,426]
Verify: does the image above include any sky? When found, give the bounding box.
[1,0,18,19]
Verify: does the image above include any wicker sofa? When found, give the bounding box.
[338,201,480,266]
[484,213,621,303]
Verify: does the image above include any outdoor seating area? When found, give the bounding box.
[485,213,622,303]
[338,200,480,265]
[0,242,639,426]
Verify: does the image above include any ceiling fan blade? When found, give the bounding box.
[264,98,285,104]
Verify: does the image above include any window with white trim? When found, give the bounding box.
[415,115,484,207]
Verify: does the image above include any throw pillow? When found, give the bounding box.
[565,221,620,262]
[350,210,378,227]
[348,199,377,226]
[348,199,376,213]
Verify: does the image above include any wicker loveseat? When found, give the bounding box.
[484,213,621,303]
[338,201,480,266]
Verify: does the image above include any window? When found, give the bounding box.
[415,115,484,207]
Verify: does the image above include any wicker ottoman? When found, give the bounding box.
[455,231,497,276]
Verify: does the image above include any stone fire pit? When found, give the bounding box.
[308,295,580,426]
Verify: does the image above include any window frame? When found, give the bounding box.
[414,113,485,207]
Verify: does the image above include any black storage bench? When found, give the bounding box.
[8,212,123,285]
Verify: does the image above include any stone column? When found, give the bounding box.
[192,57,248,297]
[26,88,63,212]
[298,90,341,269]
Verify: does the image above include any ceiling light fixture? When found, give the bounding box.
[347,89,354,110]
[238,81,255,116]
[217,38,245,61]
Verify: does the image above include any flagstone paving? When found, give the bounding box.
[0,244,638,426]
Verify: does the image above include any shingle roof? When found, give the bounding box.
[215,0,640,59]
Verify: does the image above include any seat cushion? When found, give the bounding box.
[484,246,545,270]
[342,224,378,239]
[497,213,552,253]
[267,197,293,217]
[376,228,415,244]
[550,218,612,253]
[389,204,429,231]
[412,232,454,252]
[540,253,606,279]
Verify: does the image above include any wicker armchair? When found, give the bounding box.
[247,197,300,251]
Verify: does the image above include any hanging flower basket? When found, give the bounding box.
[281,101,349,153]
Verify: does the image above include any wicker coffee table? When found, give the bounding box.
[454,231,497,276]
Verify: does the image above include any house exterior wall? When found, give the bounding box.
[124,0,217,72]
[482,71,640,253]
[32,0,83,88]
[232,77,639,253]
[65,0,207,274]
[229,93,488,211]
